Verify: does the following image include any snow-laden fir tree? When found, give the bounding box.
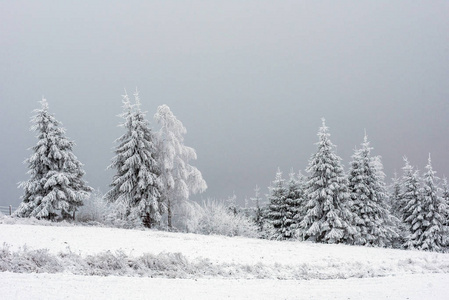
[300,119,356,244]
[16,98,92,220]
[154,104,207,229]
[347,134,398,247]
[104,93,133,220]
[291,171,307,235]
[404,155,446,251]
[397,157,420,247]
[442,178,449,227]
[250,185,265,232]
[281,170,304,239]
[441,178,449,246]
[389,172,409,248]
[105,91,162,228]
[226,194,238,216]
[399,158,421,226]
[243,197,251,218]
[266,168,290,240]
[390,172,403,219]
[286,171,306,239]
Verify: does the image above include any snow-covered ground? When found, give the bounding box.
[1,272,448,300]
[1,221,449,299]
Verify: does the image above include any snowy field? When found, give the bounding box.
[1,220,449,299]
[1,272,448,300]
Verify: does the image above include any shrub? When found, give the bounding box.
[75,190,143,229]
[173,199,258,238]
[75,190,110,223]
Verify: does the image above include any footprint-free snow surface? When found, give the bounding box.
[1,221,448,299]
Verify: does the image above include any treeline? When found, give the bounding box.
[14,95,449,253]
[243,119,448,252]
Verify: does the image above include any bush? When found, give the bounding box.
[75,190,110,223]
[0,244,63,273]
[75,190,143,229]
[74,192,259,237]
[173,199,258,238]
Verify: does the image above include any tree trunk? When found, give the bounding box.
[167,198,172,229]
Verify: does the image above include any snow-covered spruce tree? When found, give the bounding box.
[281,170,304,239]
[266,168,290,240]
[404,155,446,251]
[16,98,92,220]
[390,172,403,219]
[250,185,265,232]
[442,178,449,246]
[397,157,420,247]
[243,197,249,217]
[104,91,162,228]
[291,171,307,239]
[388,172,409,248]
[154,104,207,229]
[399,158,421,226]
[300,119,356,244]
[442,178,449,227]
[347,134,398,247]
[104,94,133,222]
[281,170,303,239]
[226,194,238,216]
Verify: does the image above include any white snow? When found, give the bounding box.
[1,272,448,300]
[1,221,449,299]
[1,223,447,269]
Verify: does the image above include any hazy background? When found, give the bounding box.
[1,1,448,209]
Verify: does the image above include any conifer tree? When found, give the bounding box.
[400,158,421,226]
[287,171,306,239]
[16,98,92,220]
[105,91,162,228]
[266,168,289,240]
[104,93,133,220]
[441,178,449,246]
[390,172,402,219]
[242,197,251,218]
[300,119,356,244]
[226,194,238,216]
[347,134,398,247]
[442,178,449,227]
[282,171,303,239]
[154,104,207,229]
[404,155,446,251]
[250,185,265,232]
[389,172,409,248]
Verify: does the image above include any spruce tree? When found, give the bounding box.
[226,194,238,216]
[404,155,445,251]
[442,178,449,227]
[104,93,133,220]
[105,91,162,228]
[250,185,265,232]
[400,158,421,226]
[347,134,398,247]
[283,171,303,239]
[390,172,402,219]
[300,119,356,244]
[16,98,92,220]
[266,168,289,240]
[389,172,409,248]
[441,178,449,246]
[288,171,307,239]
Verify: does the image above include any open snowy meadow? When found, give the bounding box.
[1,218,449,299]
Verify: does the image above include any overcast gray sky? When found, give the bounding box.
[1,1,448,208]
